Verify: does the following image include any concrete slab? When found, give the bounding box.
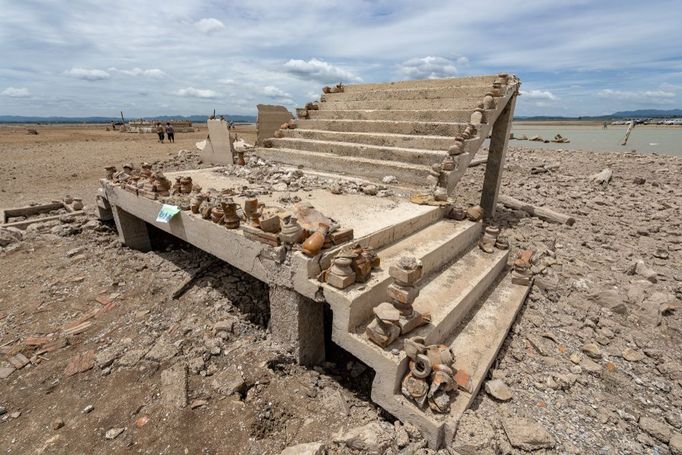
[203,119,234,165]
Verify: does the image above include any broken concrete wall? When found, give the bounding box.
[256,104,293,146]
[202,119,235,165]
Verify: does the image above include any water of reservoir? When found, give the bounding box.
[509,124,682,156]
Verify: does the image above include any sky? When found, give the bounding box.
[0,0,681,118]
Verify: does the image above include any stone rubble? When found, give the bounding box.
[0,144,680,454]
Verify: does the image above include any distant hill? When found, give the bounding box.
[610,109,682,118]
[516,108,682,121]
[0,114,257,124]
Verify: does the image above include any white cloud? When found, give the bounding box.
[109,67,166,78]
[218,78,236,85]
[263,85,292,99]
[520,89,558,101]
[283,58,362,83]
[65,67,110,81]
[194,18,225,34]
[456,56,469,66]
[1,87,31,97]
[399,56,459,79]
[598,89,676,100]
[175,87,218,98]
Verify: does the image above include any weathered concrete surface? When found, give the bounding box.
[256,104,293,146]
[203,119,234,165]
[269,285,325,365]
[111,204,152,251]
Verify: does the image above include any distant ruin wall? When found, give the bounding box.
[256,105,293,146]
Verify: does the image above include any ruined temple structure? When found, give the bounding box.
[97,74,529,448]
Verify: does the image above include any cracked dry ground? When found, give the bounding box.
[1,143,682,455]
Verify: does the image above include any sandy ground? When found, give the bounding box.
[0,124,257,208]
[1,126,682,454]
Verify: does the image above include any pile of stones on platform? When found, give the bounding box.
[216,155,396,198]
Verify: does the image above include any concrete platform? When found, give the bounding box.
[102,73,527,449]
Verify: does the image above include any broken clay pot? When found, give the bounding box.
[302,223,329,256]
[279,216,304,245]
[221,201,240,229]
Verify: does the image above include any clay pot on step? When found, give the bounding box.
[190,194,206,214]
[210,206,224,224]
[244,198,260,227]
[221,201,240,229]
[302,223,329,256]
[433,187,447,202]
[179,177,193,194]
[279,216,303,245]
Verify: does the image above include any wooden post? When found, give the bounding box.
[480,95,516,220]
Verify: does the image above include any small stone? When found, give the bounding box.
[280,442,325,455]
[669,432,682,455]
[503,418,555,451]
[570,352,583,364]
[362,185,378,196]
[639,416,671,443]
[10,411,21,419]
[160,363,188,408]
[623,347,645,362]
[190,399,208,409]
[0,366,16,379]
[581,357,602,373]
[211,365,246,396]
[581,343,602,359]
[105,427,125,440]
[466,205,483,221]
[0,406,6,416]
[51,418,65,430]
[82,405,94,414]
[333,422,393,454]
[484,379,513,401]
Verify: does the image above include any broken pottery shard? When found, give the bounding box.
[365,318,400,348]
[401,372,429,407]
[386,282,419,305]
[64,350,96,377]
[373,302,401,323]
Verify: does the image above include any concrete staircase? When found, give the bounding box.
[314,207,531,448]
[255,75,520,190]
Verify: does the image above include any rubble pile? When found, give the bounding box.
[1,143,681,454]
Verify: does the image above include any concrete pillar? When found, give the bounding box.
[111,204,152,252]
[480,95,516,220]
[269,285,325,366]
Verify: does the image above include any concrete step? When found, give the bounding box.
[343,75,499,93]
[297,119,468,136]
[442,274,532,443]
[270,138,446,166]
[324,85,492,102]
[319,97,482,111]
[254,147,433,186]
[309,109,476,123]
[401,247,509,346]
[281,129,454,151]
[322,220,481,331]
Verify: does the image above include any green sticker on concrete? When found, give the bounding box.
[156,204,180,223]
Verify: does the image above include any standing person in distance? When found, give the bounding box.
[165,122,175,143]
[156,122,165,143]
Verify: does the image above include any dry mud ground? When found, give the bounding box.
[1,126,681,455]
